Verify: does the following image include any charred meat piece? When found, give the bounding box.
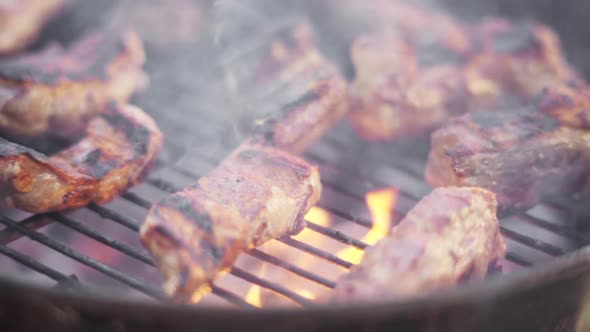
[222,22,348,154]
[109,0,207,51]
[467,19,579,102]
[141,144,321,301]
[0,30,146,138]
[426,109,590,211]
[0,0,66,55]
[0,104,162,213]
[331,187,505,302]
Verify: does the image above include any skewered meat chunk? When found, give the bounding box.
[0,30,146,138]
[0,104,162,213]
[0,0,67,55]
[140,144,321,301]
[426,109,590,211]
[331,187,505,302]
[222,22,348,154]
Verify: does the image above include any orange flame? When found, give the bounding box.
[245,264,268,308]
[245,207,331,307]
[337,188,398,265]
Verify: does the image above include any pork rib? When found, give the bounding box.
[331,187,505,302]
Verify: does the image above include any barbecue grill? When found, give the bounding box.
[2,0,590,331]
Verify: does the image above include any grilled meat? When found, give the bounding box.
[467,19,579,102]
[0,104,162,213]
[426,109,590,211]
[348,26,472,141]
[331,187,505,302]
[535,82,590,129]
[346,1,580,141]
[0,30,146,138]
[222,22,348,154]
[110,0,206,51]
[141,144,321,301]
[0,0,67,55]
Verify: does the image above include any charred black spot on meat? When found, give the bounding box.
[492,21,540,54]
[416,41,465,68]
[199,238,224,263]
[151,223,182,247]
[83,149,102,166]
[102,112,151,156]
[238,148,311,178]
[159,195,213,234]
[280,89,320,113]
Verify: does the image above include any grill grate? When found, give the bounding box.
[0,105,586,308]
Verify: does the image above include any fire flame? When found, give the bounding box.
[242,189,398,308]
[337,188,398,265]
[244,207,331,307]
[245,264,268,308]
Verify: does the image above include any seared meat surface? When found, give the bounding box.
[0,0,66,55]
[331,187,505,302]
[140,144,321,301]
[0,30,146,138]
[467,19,579,103]
[0,104,162,213]
[223,22,348,154]
[426,109,590,211]
[345,1,579,141]
[348,22,472,141]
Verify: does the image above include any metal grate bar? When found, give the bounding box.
[211,285,257,309]
[0,215,166,300]
[230,267,315,306]
[505,252,533,267]
[248,249,335,288]
[0,214,52,245]
[88,204,141,232]
[305,222,368,250]
[0,243,74,284]
[499,226,564,256]
[278,237,353,269]
[51,214,153,265]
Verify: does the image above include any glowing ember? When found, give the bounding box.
[337,188,398,264]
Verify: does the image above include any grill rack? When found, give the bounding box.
[0,103,586,309]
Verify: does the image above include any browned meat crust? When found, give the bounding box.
[345,1,579,141]
[0,104,162,213]
[0,30,146,138]
[109,0,207,51]
[0,0,67,55]
[331,187,505,302]
[140,144,321,301]
[224,22,348,154]
[425,109,590,211]
[535,82,590,129]
[466,19,579,103]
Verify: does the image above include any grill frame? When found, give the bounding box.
[2,0,590,331]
